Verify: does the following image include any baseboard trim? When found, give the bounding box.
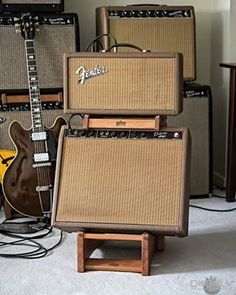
[213,171,226,189]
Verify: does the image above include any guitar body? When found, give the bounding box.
[0,150,16,182]
[2,117,66,217]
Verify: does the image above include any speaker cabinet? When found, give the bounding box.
[96,5,196,81]
[64,52,183,115]
[168,84,212,197]
[52,126,191,237]
[0,0,63,12]
[0,13,79,92]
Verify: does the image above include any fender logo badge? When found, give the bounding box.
[76,65,108,85]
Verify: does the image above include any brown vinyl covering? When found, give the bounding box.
[52,127,190,236]
[64,52,183,115]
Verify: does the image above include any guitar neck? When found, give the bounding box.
[25,39,44,132]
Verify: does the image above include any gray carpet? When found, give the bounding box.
[0,194,236,295]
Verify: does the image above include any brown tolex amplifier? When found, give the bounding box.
[64,52,183,116]
[0,13,79,92]
[96,5,196,81]
[0,0,64,12]
[52,126,191,237]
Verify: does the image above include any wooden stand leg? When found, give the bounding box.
[141,233,156,276]
[77,232,161,276]
[77,231,85,272]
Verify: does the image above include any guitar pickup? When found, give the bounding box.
[33,153,49,163]
[31,132,47,141]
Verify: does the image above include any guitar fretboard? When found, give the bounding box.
[25,40,44,132]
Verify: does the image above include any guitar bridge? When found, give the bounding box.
[36,185,53,192]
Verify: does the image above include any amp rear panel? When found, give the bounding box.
[52,126,191,237]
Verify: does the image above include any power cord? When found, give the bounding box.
[190,190,236,212]
[189,204,236,212]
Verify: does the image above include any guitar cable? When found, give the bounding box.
[0,218,64,259]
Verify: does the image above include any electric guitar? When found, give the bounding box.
[2,14,66,218]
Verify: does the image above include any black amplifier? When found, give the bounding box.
[0,0,64,13]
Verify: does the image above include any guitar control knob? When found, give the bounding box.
[140,132,146,138]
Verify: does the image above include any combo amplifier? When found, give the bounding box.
[168,84,212,197]
[96,5,196,81]
[0,13,79,92]
[0,92,69,151]
[64,52,183,115]
[52,126,191,237]
[0,0,64,12]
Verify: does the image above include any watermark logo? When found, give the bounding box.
[203,277,221,294]
[191,276,235,294]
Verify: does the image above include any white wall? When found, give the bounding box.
[65,0,234,187]
[209,0,230,187]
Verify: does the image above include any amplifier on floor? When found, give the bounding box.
[168,84,212,197]
[0,0,64,12]
[0,13,79,92]
[96,5,196,81]
[64,51,183,115]
[52,126,191,237]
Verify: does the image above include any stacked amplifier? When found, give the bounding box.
[96,5,212,198]
[52,48,191,237]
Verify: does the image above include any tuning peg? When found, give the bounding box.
[36,28,40,32]
[13,17,20,22]
[34,16,39,21]
[34,22,39,26]
[15,28,21,33]
[15,23,21,28]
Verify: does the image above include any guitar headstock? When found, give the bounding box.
[14,14,39,40]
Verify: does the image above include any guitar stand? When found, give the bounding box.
[77,231,165,276]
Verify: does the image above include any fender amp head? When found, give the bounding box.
[52,126,191,236]
[96,5,196,81]
[64,52,183,115]
[0,0,64,12]
[0,13,79,92]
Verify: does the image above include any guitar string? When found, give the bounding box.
[26,39,51,215]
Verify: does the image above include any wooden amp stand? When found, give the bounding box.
[76,115,166,276]
[77,232,165,276]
